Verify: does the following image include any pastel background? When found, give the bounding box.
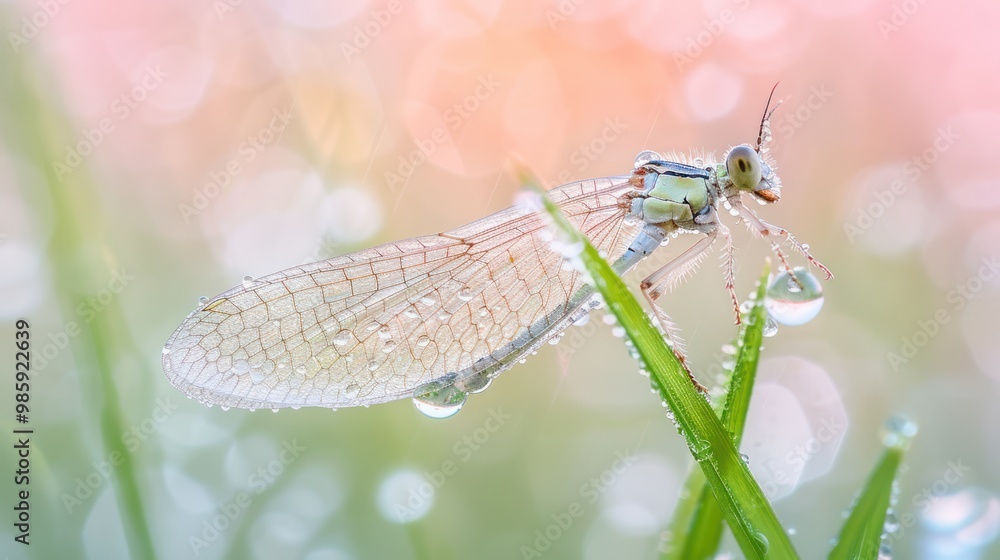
[1,0,998,559]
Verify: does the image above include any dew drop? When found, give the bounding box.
[242,275,255,289]
[633,149,662,168]
[162,344,171,355]
[402,306,420,319]
[751,531,770,556]
[232,359,250,375]
[765,267,824,326]
[740,453,750,464]
[762,316,778,338]
[383,340,397,353]
[572,313,590,327]
[420,295,436,306]
[332,330,353,346]
[345,384,360,398]
[412,383,467,419]
[250,367,266,384]
[368,362,379,371]
[611,326,626,338]
[456,373,492,394]
[197,296,209,306]
[377,326,392,340]
[880,415,918,450]
[457,287,474,302]
[415,335,431,347]
[220,406,230,411]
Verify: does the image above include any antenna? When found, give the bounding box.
[755,83,782,152]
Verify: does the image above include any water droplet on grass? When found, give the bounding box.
[765,267,824,326]
[880,415,918,449]
[762,316,779,337]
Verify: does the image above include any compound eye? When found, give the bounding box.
[726,145,762,191]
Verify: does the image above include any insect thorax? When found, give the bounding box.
[626,160,719,230]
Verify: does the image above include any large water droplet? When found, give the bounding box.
[765,267,825,326]
[880,415,918,449]
[633,150,663,168]
[412,383,467,419]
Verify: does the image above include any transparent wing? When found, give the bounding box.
[162,176,644,409]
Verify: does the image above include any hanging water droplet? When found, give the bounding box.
[457,287,474,302]
[232,359,250,375]
[765,267,825,326]
[415,335,431,347]
[220,405,230,411]
[242,275,255,289]
[762,316,779,337]
[456,373,491,394]
[633,149,662,168]
[572,313,590,327]
[880,415,918,450]
[197,296,209,307]
[333,330,353,346]
[412,383,467,419]
[740,453,750,464]
[162,344,171,355]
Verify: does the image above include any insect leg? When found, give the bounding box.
[730,199,834,281]
[639,232,718,393]
[718,222,741,324]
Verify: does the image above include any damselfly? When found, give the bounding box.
[162,88,831,417]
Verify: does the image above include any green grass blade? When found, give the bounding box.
[0,35,158,559]
[828,418,915,559]
[532,183,798,560]
[662,265,771,559]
